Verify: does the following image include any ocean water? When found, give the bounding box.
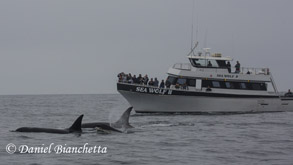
[0,94,293,165]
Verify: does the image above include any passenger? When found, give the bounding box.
[128,78,133,84]
[117,72,121,78]
[122,74,127,83]
[159,80,165,88]
[175,83,180,89]
[148,78,154,86]
[117,72,124,82]
[137,74,143,84]
[207,61,212,67]
[144,74,149,85]
[118,74,122,82]
[182,83,188,90]
[154,78,159,87]
[285,89,293,97]
[132,75,138,83]
[127,73,132,82]
[235,61,241,73]
[206,86,212,92]
[128,73,132,80]
[227,61,231,73]
[165,79,171,88]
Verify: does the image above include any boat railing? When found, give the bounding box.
[172,63,192,71]
[239,67,270,75]
[172,63,270,75]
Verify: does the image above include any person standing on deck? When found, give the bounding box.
[235,61,240,73]
[227,61,231,73]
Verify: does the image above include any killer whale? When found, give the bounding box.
[15,114,83,134]
[82,107,133,132]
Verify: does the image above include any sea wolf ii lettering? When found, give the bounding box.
[136,87,172,95]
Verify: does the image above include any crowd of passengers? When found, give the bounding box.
[117,72,189,89]
[118,72,168,88]
[118,72,164,88]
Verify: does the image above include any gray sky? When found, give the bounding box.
[0,0,292,95]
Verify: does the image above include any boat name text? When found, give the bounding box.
[136,87,173,95]
[217,74,238,78]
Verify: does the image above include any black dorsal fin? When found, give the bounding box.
[68,114,84,132]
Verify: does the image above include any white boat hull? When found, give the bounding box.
[118,84,293,113]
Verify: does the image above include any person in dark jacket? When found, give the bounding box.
[137,74,143,84]
[143,74,149,85]
[227,61,231,73]
[132,75,138,83]
[207,61,212,67]
[165,79,171,88]
[285,89,293,97]
[148,78,154,86]
[159,80,165,88]
[154,78,159,87]
[235,61,240,73]
[206,86,212,91]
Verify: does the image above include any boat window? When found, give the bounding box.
[251,83,261,90]
[225,82,231,88]
[212,81,221,88]
[166,76,177,85]
[192,59,219,68]
[202,80,211,87]
[216,60,228,68]
[251,83,267,90]
[187,79,196,86]
[240,83,246,89]
[202,80,267,91]
[177,78,186,85]
[260,83,267,90]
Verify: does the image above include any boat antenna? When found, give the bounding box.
[190,0,195,50]
[204,28,208,48]
[195,0,199,44]
[188,0,199,57]
[187,42,199,56]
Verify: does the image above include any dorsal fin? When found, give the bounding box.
[112,107,133,128]
[68,114,83,132]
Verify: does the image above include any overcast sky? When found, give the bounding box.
[0,0,292,95]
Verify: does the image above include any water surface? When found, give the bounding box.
[0,94,292,165]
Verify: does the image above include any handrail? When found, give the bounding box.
[172,63,270,75]
[240,67,270,75]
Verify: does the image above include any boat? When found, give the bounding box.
[117,43,293,113]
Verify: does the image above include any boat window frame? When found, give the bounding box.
[240,83,246,89]
[212,81,221,88]
[216,60,228,68]
[166,76,177,85]
[225,82,231,88]
[177,78,187,85]
[187,79,196,87]
[202,80,267,91]
[251,83,261,90]
[191,59,219,68]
